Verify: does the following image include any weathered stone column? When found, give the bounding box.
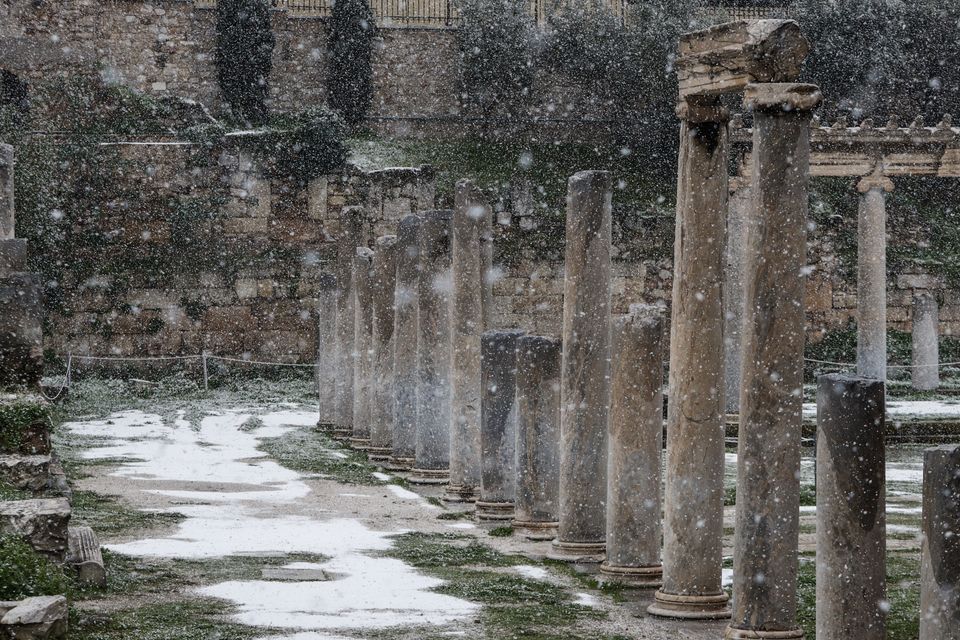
[351,247,375,449]
[387,215,422,471]
[550,170,612,563]
[920,444,960,640]
[411,210,453,484]
[601,304,664,587]
[334,206,367,439]
[477,329,526,521]
[368,235,398,461]
[856,169,894,382]
[512,334,561,539]
[725,82,822,640]
[480,191,494,331]
[913,292,940,391]
[816,374,887,640]
[651,102,731,618]
[723,177,751,416]
[316,272,339,430]
[447,180,489,502]
[0,144,14,241]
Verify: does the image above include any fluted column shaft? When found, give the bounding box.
[369,235,398,460]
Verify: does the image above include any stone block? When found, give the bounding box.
[805,277,833,312]
[0,595,68,640]
[203,306,252,333]
[896,273,941,290]
[0,456,52,492]
[0,273,43,389]
[235,279,257,300]
[0,498,70,562]
[0,239,27,277]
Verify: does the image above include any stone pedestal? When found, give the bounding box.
[551,171,612,563]
[410,210,453,484]
[368,236,398,461]
[351,248,375,449]
[447,180,489,502]
[725,82,821,640]
[652,102,731,618]
[0,144,14,241]
[816,374,886,640]
[920,444,960,640]
[334,206,367,439]
[316,273,338,430]
[477,329,526,521]
[601,305,664,588]
[913,292,940,391]
[856,171,894,382]
[723,178,751,416]
[388,215,422,471]
[512,335,561,539]
[0,273,43,389]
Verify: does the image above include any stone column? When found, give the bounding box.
[920,444,960,640]
[351,247,375,449]
[387,215,422,471]
[913,292,940,391]
[601,304,665,588]
[816,374,887,640]
[411,210,454,484]
[334,206,367,439]
[368,236,398,461]
[723,177,751,416]
[447,180,490,502]
[651,101,731,619]
[856,169,894,382]
[725,83,822,640]
[512,334,561,539]
[481,191,495,331]
[0,144,14,241]
[550,170,612,563]
[316,272,338,430]
[477,328,526,521]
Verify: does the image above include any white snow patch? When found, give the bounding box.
[722,568,734,587]
[803,400,960,420]
[514,565,549,581]
[386,484,421,500]
[445,522,476,530]
[371,471,392,481]
[573,592,599,608]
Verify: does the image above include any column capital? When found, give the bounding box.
[744,83,823,114]
[857,171,895,194]
[676,99,730,125]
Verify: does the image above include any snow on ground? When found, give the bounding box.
[63,408,477,633]
[514,565,550,581]
[802,399,960,420]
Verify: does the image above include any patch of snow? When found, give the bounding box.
[573,592,599,608]
[371,471,392,481]
[514,565,549,581]
[887,505,922,515]
[722,568,734,587]
[445,522,476,530]
[386,484,421,500]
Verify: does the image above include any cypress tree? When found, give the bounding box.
[215,0,275,125]
[328,0,378,130]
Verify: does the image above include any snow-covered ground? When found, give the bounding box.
[802,399,960,420]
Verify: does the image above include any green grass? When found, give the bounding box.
[0,535,72,600]
[259,427,384,485]
[0,480,31,501]
[386,532,524,568]
[69,598,265,640]
[70,490,186,539]
[488,526,514,537]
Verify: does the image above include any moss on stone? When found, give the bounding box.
[0,395,51,452]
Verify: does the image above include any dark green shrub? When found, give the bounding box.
[327,0,378,129]
[0,397,50,452]
[0,535,71,600]
[215,0,275,124]
[253,107,348,185]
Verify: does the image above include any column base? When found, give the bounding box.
[443,484,478,503]
[547,539,606,563]
[724,627,804,639]
[366,446,392,461]
[331,427,352,441]
[349,437,372,450]
[475,501,515,521]
[511,520,558,541]
[316,420,338,432]
[647,590,731,620]
[598,563,663,588]
[408,468,450,485]
[384,456,414,471]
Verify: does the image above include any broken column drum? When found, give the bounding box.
[551,170,612,562]
[601,305,665,587]
[351,248,375,448]
[368,236,398,461]
[388,215,422,471]
[334,206,367,438]
[651,103,732,619]
[912,292,940,391]
[920,444,960,640]
[856,170,894,382]
[816,374,886,640]
[477,329,526,521]
[410,210,454,484]
[725,82,822,640]
[316,273,338,430]
[512,334,561,538]
[447,180,490,502]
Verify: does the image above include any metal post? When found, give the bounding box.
[202,351,209,391]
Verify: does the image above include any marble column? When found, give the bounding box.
[334,206,367,439]
[920,444,960,640]
[368,235,398,461]
[447,180,490,502]
[725,82,822,640]
[0,144,14,240]
[550,170,612,563]
[651,101,731,618]
[512,334,561,539]
[816,374,886,640]
[601,304,664,588]
[316,272,339,430]
[723,177,751,416]
[351,247,375,449]
[477,328,526,521]
[388,214,422,471]
[856,170,894,382]
[913,292,940,391]
[481,190,494,331]
[411,210,453,484]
